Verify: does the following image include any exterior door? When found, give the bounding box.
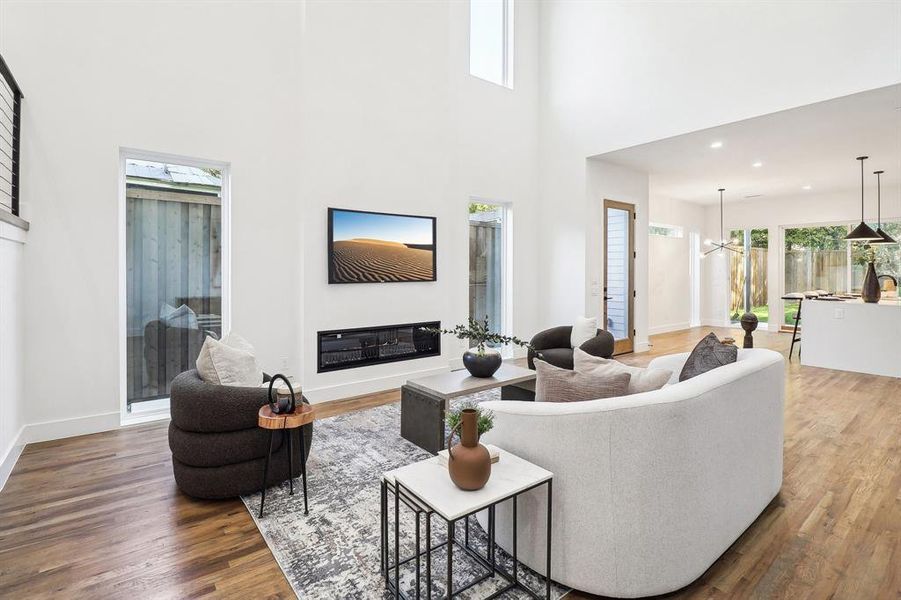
[603,199,635,355]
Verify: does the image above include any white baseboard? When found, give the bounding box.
[647,322,691,336]
[634,339,651,353]
[304,365,452,403]
[701,318,732,328]
[0,426,25,492]
[22,411,121,445]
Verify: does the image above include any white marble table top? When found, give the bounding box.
[390,449,552,521]
[405,363,536,400]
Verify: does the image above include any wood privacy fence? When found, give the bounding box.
[126,186,222,403]
[469,219,502,332]
[729,248,768,315]
[784,249,847,294]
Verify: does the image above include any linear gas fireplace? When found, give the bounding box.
[317,321,441,373]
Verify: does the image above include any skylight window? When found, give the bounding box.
[469,0,513,88]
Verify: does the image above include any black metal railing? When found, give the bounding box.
[0,54,23,217]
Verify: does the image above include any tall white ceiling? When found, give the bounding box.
[595,84,901,205]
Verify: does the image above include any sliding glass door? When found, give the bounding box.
[123,154,227,417]
[729,228,769,323]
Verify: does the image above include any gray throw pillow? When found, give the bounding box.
[678,332,738,382]
[534,359,631,402]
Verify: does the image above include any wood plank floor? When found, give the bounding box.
[0,327,898,599]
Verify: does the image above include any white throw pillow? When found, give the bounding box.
[573,348,671,395]
[160,303,199,329]
[195,332,263,387]
[570,316,597,348]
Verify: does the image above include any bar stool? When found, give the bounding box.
[781,293,804,360]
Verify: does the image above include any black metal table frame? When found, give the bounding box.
[259,426,309,518]
[380,476,552,599]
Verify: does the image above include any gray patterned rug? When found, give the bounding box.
[241,389,569,599]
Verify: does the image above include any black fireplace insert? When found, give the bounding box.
[317,321,441,373]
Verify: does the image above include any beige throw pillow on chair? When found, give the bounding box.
[534,359,631,402]
[196,332,263,387]
[572,348,672,394]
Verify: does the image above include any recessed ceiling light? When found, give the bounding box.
[710,141,723,149]
[752,161,763,168]
[802,185,812,190]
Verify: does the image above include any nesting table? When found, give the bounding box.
[381,448,553,599]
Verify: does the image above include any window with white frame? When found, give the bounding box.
[649,222,684,238]
[469,201,512,350]
[469,0,513,88]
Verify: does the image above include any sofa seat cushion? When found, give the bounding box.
[679,332,738,381]
[534,359,631,402]
[573,348,671,394]
[535,347,575,370]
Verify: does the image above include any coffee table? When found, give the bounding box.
[400,364,536,454]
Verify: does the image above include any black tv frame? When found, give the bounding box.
[327,207,437,284]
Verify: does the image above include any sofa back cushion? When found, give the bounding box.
[679,332,738,382]
[535,359,631,402]
[573,348,671,394]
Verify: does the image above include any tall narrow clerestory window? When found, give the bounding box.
[469,0,513,88]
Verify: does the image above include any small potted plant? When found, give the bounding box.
[445,402,494,490]
[422,316,533,378]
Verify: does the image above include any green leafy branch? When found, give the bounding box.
[421,316,533,354]
[446,401,494,437]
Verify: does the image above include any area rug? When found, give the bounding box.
[241,389,569,599]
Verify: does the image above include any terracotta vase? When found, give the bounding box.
[447,409,491,491]
[862,262,881,304]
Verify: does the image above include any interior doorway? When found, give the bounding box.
[603,199,635,355]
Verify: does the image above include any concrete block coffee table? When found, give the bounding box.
[400,364,536,454]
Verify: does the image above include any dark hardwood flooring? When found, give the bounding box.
[0,327,898,599]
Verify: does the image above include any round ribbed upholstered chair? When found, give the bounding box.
[168,370,313,499]
[527,326,615,370]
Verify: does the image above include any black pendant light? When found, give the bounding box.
[704,188,742,256]
[869,170,897,245]
[845,156,881,242]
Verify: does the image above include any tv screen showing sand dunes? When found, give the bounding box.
[328,208,436,283]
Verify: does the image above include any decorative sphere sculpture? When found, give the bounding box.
[740,312,759,348]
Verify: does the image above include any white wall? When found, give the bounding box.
[538,0,901,334]
[585,159,649,350]
[648,195,706,334]
[702,184,901,328]
[1,1,304,435]
[298,0,540,400]
[0,222,27,489]
[1,0,542,445]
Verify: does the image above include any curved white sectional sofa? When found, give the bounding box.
[478,348,785,598]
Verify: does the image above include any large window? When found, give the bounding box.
[122,152,228,419]
[729,228,769,323]
[783,222,901,325]
[0,54,23,217]
[469,0,513,88]
[469,201,510,348]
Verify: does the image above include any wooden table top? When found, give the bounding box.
[258,403,315,429]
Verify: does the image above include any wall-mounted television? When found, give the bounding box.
[328,208,437,284]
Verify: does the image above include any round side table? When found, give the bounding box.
[257,403,315,518]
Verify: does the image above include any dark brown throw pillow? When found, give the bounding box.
[534,359,632,402]
[678,332,738,382]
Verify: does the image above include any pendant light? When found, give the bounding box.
[703,188,742,256]
[869,170,897,245]
[844,156,881,242]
